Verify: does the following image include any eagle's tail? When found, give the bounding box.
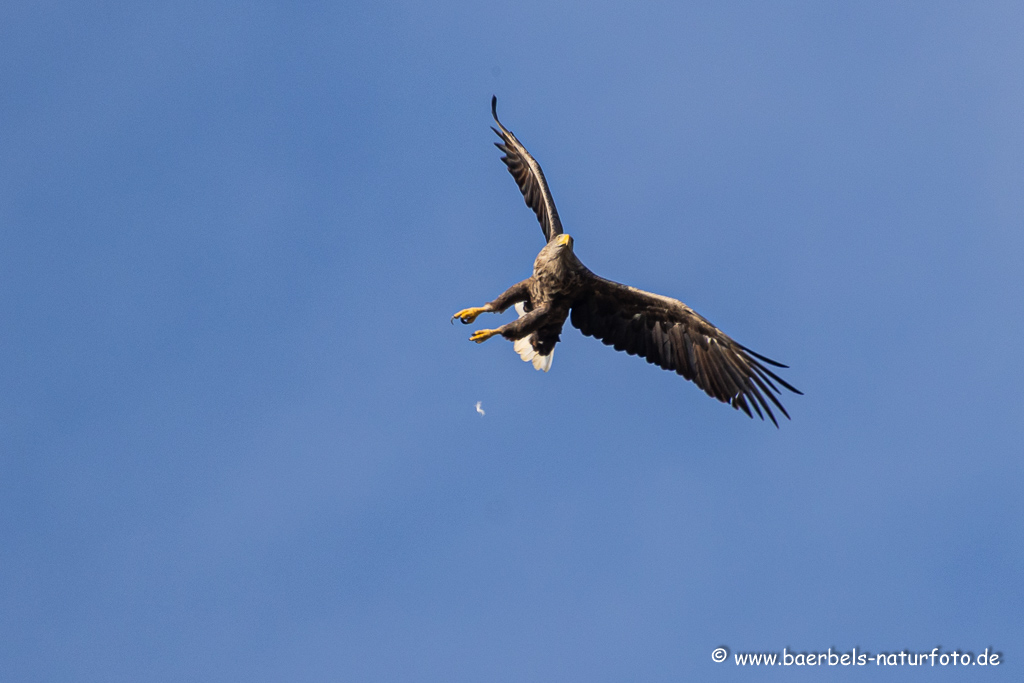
[513,303,553,372]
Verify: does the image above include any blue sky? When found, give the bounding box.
[2,1,1022,681]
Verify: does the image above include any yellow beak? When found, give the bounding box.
[556,234,572,247]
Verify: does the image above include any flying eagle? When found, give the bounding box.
[453,97,801,425]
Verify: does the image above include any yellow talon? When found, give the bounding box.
[452,307,486,325]
[470,329,499,343]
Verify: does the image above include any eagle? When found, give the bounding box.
[453,97,801,425]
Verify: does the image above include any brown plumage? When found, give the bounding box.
[452,97,801,425]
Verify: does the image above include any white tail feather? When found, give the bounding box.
[513,302,553,372]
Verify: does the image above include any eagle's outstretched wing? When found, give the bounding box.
[570,276,801,426]
[491,96,563,243]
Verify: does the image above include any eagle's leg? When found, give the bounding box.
[451,279,531,325]
[452,306,490,325]
[470,303,551,344]
[470,328,500,343]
